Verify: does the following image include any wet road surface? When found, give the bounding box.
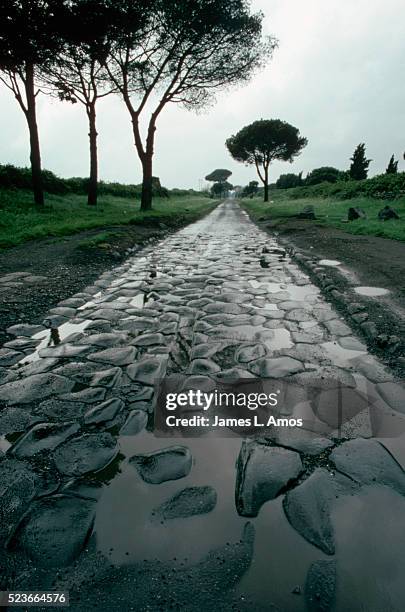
[1,201,405,611]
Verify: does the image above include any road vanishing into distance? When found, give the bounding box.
[1,201,405,611]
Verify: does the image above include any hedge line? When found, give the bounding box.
[0,164,195,198]
[277,172,405,201]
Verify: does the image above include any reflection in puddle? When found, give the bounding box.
[319,259,341,267]
[0,431,22,453]
[354,286,390,297]
[262,303,278,311]
[95,433,245,566]
[17,319,91,365]
[77,291,103,311]
[130,293,146,308]
[285,283,319,301]
[321,341,367,368]
[265,328,293,351]
[0,435,12,453]
[94,423,405,611]
[332,487,405,611]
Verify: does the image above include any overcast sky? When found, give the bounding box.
[1,0,405,189]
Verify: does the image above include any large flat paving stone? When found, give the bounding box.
[53,433,118,476]
[10,495,96,568]
[39,398,88,421]
[324,319,352,336]
[0,348,24,366]
[0,407,39,435]
[77,332,129,347]
[375,381,405,413]
[236,441,302,517]
[126,356,167,385]
[0,373,75,405]
[0,459,38,545]
[39,344,91,359]
[88,347,137,366]
[53,361,108,384]
[151,486,217,522]
[305,560,336,612]
[6,323,46,336]
[9,422,80,458]
[283,468,357,555]
[248,357,304,378]
[331,438,405,494]
[84,398,124,425]
[129,445,192,484]
[236,344,267,363]
[119,409,148,435]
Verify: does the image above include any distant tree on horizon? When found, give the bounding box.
[205,169,232,184]
[242,180,259,197]
[226,119,308,202]
[211,180,233,198]
[386,154,398,174]
[305,166,341,185]
[275,172,303,189]
[349,143,371,180]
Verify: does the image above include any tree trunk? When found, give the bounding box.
[24,63,44,207]
[263,166,269,202]
[87,103,98,206]
[140,120,157,211]
[264,182,269,202]
[141,154,153,211]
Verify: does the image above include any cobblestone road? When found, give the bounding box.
[1,201,405,611]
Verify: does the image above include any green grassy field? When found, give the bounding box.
[0,190,218,248]
[242,192,405,241]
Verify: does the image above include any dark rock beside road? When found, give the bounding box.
[296,205,316,220]
[378,205,399,221]
[348,207,367,221]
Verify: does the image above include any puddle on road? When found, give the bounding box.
[265,328,294,351]
[129,293,146,308]
[284,283,319,301]
[0,435,12,453]
[77,291,103,311]
[94,431,314,612]
[319,259,341,267]
[0,431,22,453]
[260,303,279,311]
[16,319,91,366]
[93,423,405,611]
[249,281,319,302]
[95,433,245,566]
[354,286,390,297]
[321,341,367,368]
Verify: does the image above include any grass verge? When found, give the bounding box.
[0,190,218,248]
[241,193,405,241]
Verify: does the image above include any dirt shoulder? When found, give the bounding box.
[255,217,405,376]
[0,219,188,346]
[272,219,405,309]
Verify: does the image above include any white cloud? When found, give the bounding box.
[1,0,404,188]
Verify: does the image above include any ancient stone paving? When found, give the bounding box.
[1,201,405,611]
